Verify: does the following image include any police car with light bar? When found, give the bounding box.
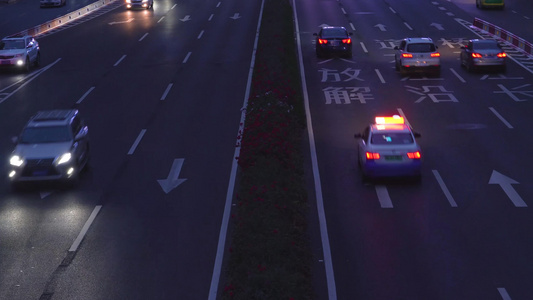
[354,115,422,179]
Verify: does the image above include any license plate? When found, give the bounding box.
[331,41,339,46]
[33,169,48,176]
[385,156,402,161]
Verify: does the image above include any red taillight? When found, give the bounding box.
[471,53,482,58]
[318,39,328,44]
[497,52,507,58]
[431,52,440,57]
[342,38,351,44]
[407,151,421,159]
[366,152,380,160]
[402,53,413,58]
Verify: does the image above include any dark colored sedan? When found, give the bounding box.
[460,39,507,72]
[314,26,353,58]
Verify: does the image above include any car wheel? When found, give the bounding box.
[24,57,31,72]
[34,52,41,67]
[466,61,473,72]
[395,59,400,71]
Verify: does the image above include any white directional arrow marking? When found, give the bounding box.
[489,170,527,207]
[180,15,191,22]
[374,24,387,31]
[430,23,444,30]
[230,13,241,20]
[158,159,187,194]
[108,18,134,25]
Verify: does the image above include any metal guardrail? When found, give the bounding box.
[12,0,118,37]
[473,17,533,56]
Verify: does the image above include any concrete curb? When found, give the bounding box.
[473,17,533,57]
[12,0,118,37]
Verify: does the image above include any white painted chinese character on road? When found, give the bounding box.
[439,38,469,49]
[494,84,533,102]
[374,39,398,50]
[323,87,374,104]
[406,85,459,103]
[319,68,364,82]
[481,74,524,80]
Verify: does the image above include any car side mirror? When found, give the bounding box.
[354,133,362,139]
[75,126,88,140]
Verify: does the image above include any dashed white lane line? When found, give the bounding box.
[69,205,102,252]
[375,69,385,83]
[139,32,149,42]
[432,170,458,207]
[183,52,192,63]
[376,185,393,208]
[404,22,413,30]
[113,54,126,67]
[360,42,368,53]
[497,287,512,300]
[489,107,514,129]
[160,83,173,100]
[128,129,146,155]
[198,30,204,39]
[157,16,165,23]
[76,86,95,104]
[450,68,466,83]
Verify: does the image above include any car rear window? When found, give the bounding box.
[371,132,414,145]
[407,43,436,53]
[473,42,499,50]
[322,29,347,38]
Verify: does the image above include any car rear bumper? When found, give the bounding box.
[472,58,506,67]
[362,161,421,178]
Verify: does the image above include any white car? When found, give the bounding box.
[125,0,153,9]
[354,115,422,180]
[40,0,66,8]
[0,35,41,72]
[394,37,441,76]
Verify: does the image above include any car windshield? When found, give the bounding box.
[321,29,347,38]
[0,40,25,50]
[20,126,72,143]
[407,43,436,53]
[371,132,414,145]
[473,42,499,50]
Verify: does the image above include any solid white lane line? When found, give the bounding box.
[69,205,102,252]
[432,170,457,207]
[76,86,95,104]
[139,33,149,42]
[489,107,513,129]
[497,287,512,300]
[376,185,393,208]
[293,0,338,297]
[183,52,192,63]
[113,54,126,67]
[375,69,385,83]
[396,108,412,128]
[128,129,146,155]
[160,83,173,100]
[198,30,204,39]
[208,1,265,298]
[450,68,466,83]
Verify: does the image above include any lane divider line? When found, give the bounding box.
[69,205,102,252]
[489,107,513,129]
[128,129,146,155]
[376,185,393,208]
[76,86,95,104]
[432,170,458,207]
[113,54,126,67]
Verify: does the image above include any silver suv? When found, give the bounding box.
[394,37,440,75]
[0,35,41,72]
[8,110,89,186]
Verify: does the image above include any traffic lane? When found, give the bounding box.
[0,0,102,38]
[0,189,100,300]
[452,0,533,42]
[49,23,257,300]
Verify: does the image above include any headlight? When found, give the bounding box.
[125,0,131,3]
[10,155,24,167]
[56,153,72,165]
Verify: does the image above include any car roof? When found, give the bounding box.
[27,110,78,127]
[403,37,434,44]
[470,39,498,44]
[2,34,32,41]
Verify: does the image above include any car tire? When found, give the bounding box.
[24,57,31,72]
[34,52,41,67]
